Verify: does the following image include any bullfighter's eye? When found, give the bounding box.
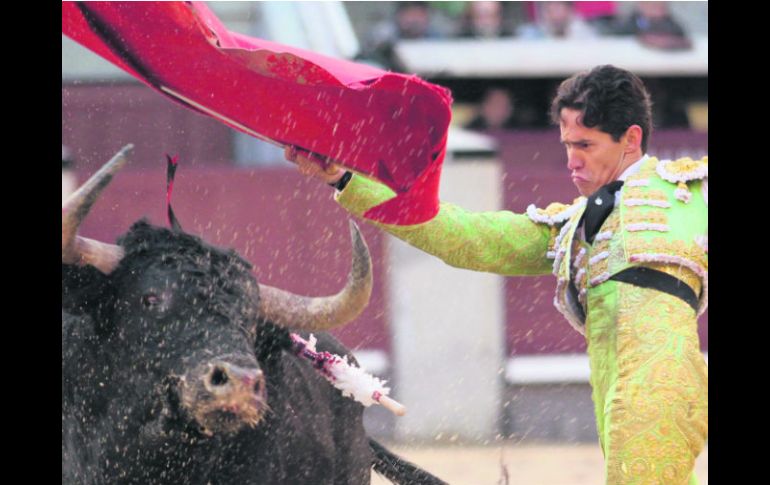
[141,293,162,309]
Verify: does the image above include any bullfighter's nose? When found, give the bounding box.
[204,361,266,398]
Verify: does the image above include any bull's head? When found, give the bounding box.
[62,146,372,437]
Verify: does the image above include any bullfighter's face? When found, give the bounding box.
[559,108,640,196]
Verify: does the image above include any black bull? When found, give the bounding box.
[62,147,446,485]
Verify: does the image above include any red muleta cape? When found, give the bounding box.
[62,1,453,225]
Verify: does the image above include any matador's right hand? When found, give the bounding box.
[284,146,346,185]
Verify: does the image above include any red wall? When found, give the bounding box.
[62,83,232,168]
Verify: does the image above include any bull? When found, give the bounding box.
[62,146,446,485]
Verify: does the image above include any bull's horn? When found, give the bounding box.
[257,220,373,331]
[62,144,132,274]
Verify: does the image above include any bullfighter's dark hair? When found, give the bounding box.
[550,65,653,152]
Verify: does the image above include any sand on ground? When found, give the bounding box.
[371,443,708,485]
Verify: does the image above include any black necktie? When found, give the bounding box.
[582,180,624,244]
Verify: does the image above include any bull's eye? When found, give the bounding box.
[141,293,162,309]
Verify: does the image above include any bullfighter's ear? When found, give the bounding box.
[62,263,111,317]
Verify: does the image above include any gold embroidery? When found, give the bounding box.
[590,256,610,282]
[548,225,559,253]
[572,240,589,291]
[554,277,585,334]
[600,210,622,235]
[659,157,708,182]
[571,238,585,265]
[604,286,708,485]
[637,158,661,177]
[592,239,611,255]
[625,173,649,184]
[556,207,585,278]
[625,210,668,226]
[642,262,702,297]
[670,157,702,174]
[529,197,585,227]
[539,202,570,217]
[587,210,618,286]
[626,237,708,272]
[577,271,588,290]
[625,187,670,202]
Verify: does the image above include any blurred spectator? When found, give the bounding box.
[457,1,514,38]
[517,1,599,39]
[465,87,519,131]
[360,1,445,68]
[613,2,692,50]
[573,1,619,35]
[62,145,77,203]
[394,1,436,39]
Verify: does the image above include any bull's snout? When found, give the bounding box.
[204,362,266,398]
[180,357,269,436]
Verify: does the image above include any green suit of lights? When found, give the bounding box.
[335,156,708,485]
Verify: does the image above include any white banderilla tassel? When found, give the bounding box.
[290,333,406,416]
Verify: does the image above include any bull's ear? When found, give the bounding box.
[62,264,111,318]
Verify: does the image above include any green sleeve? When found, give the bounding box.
[335,174,554,276]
